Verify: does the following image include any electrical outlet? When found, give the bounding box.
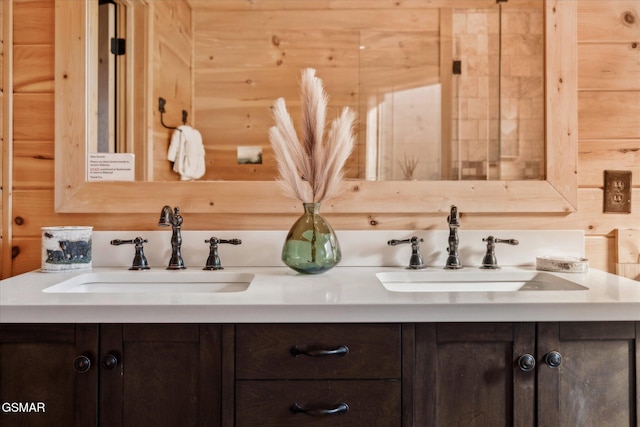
[603,170,632,213]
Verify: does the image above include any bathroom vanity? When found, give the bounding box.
[1,230,639,426]
[1,321,637,426]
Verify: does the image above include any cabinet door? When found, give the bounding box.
[99,324,224,427]
[414,322,536,427]
[537,322,639,427]
[0,324,98,427]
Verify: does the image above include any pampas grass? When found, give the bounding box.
[269,68,356,203]
[400,154,419,180]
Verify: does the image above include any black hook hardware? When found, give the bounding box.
[158,97,188,130]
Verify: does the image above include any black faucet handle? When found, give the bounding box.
[387,236,423,246]
[203,237,242,270]
[388,236,425,269]
[496,238,519,245]
[220,238,242,245]
[480,236,519,269]
[110,237,150,270]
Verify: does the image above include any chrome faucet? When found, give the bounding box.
[158,205,185,269]
[444,205,462,269]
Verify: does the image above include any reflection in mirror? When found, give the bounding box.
[95,0,543,182]
[97,0,115,153]
[55,0,577,214]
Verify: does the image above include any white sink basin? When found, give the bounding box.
[376,270,588,293]
[42,271,254,294]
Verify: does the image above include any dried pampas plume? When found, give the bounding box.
[269,68,356,203]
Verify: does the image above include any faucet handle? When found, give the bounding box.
[388,236,425,270]
[110,237,150,270]
[203,237,242,270]
[480,236,519,269]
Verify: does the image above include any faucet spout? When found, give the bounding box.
[448,205,460,227]
[158,205,185,269]
[444,205,462,269]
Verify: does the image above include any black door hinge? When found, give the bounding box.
[111,38,126,56]
[452,60,462,75]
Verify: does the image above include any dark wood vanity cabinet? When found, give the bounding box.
[234,324,403,426]
[98,324,223,427]
[537,322,639,427]
[0,324,223,427]
[412,322,640,427]
[413,322,537,426]
[1,322,638,426]
[0,324,99,427]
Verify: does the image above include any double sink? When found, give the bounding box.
[42,269,587,294]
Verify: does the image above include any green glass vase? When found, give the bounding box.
[282,202,341,274]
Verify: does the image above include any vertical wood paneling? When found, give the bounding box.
[151,0,192,182]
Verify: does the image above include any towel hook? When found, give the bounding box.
[158,97,188,130]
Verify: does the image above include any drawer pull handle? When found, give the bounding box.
[290,345,349,357]
[290,402,349,416]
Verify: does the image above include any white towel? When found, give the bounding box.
[167,125,206,180]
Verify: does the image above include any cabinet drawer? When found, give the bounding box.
[236,324,401,379]
[236,380,401,426]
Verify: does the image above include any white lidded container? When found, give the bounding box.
[41,226,93,272]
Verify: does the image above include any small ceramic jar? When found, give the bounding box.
[41,226,93,272]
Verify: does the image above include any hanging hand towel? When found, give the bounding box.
[167,125,206,180]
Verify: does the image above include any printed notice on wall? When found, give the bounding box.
[88,153,135,181]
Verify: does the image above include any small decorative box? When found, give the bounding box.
[536,256,589,273]
[41,226,93,272]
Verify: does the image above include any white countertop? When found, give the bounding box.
[1,230,638,323]
[1,266,639,323]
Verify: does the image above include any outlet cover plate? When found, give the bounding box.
[604,170,632,213]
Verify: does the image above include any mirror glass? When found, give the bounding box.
[92,0,543,182]
[55,0,576,214]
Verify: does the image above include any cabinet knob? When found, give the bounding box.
[73,355,92,373]
[545,351,562,368]
[290,345,349,357]
[517,354,536,372]
[290,402,349,416]
[101,354,119,370]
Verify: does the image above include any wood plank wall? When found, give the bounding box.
[0,2,5,277]
[1,0,639,278]
[151,0,193,182]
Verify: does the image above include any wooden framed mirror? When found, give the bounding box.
[55,0,576,214]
